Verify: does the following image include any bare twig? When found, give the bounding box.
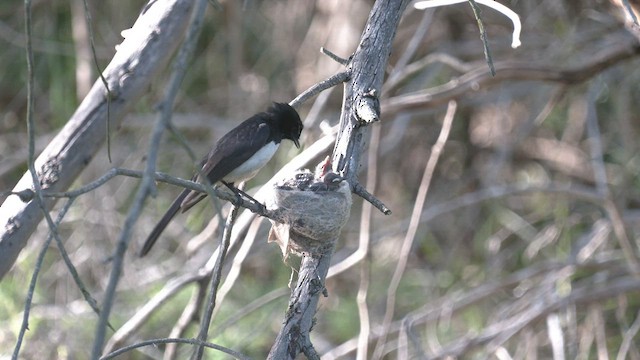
[320,47,350,65]
[586,83,609,197]
[384,9,435,92]
[81,0,113,162]
[100,337,251,360]
[211,217,263,319]
[104,271,208,353]
[193,202,240,359]
[414,0,522,48]
[13,2,86,359]
[585,82,640,275]
[13,201,74,359]
[324,258,635,359]
[39,168,266,216]
[267,253,332,360]
[620,0,640,25]
[0,0,197,281]
[617,309,640,360]
[91,1,209,358]
[104,133,337,353]
[269,2,412,357]
[353,183,392,215]
[290,71,349,109]
[164,280,208,359]
[372,101,457,360]
[382,42,640,115]
[211,288,291,338]
[356,123,381,360]
[383,52,474,93]
[468,0,496,76]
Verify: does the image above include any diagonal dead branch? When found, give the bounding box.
[382,41,640,115]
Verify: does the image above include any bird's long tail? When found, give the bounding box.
[139,188,189,257]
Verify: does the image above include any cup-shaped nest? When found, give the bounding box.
[265,170,352,258]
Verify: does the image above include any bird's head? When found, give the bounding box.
[269,102,303,148]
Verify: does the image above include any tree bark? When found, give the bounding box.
[0,0,193,280]
[268,1,410,358]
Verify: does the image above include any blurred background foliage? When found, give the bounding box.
[1,0,640,359]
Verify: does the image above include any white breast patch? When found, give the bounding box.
[223,141,279,184]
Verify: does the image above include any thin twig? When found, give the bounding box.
[383,52,474,93]
[100,337,250,360]
[211,217,262,319]
[90,0,210,358]
[429,277,640,359]
[468,0,495,76]
[103,271,209,353]
[414,0,522,48]
[372,101,457,360]
[13,1,57,358]
[211,287,290,338]
[382,41,640,115]
[621,0,640,25]
[356,124,380,360]
[164,280,208,358]
[586,83,609,197]
[325,258,634,359]
[384,10,434,93]
[192,202,240,359]
[290,71,349,109]
[39,168,262,215]
[353,183,392,215]
[82,0,113,162]
[51,198,111,328]
[586,82,640,275]
[13,202,72,359]
[617,309,640,360]
[106,134,337,352]
[321,46,350,65]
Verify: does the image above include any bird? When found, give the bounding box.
[140,102,303,257]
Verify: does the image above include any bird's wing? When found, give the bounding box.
[180,117,271,211]
[201,117,271,184]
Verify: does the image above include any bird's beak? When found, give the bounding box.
[293,138,300,148]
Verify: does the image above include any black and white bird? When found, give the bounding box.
[140,102,303,256]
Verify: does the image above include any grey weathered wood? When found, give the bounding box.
[268,1,411,358]
[0,0,194,280]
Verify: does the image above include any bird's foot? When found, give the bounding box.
[223,181,266,214]
[241,193,266,214]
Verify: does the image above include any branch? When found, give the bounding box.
[100,337,250,360]
[290,71,349,109]
[320,47,350,65]
[268,1,411,358]
[0,0,196,281]
[103,134,337,355]
[192,202,240,359]
[372,101,457,360]
[353,183,391,215]
[267,254,332,360]
[382,40,640,115]
[91,0,209,357]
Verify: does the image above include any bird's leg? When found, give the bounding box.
[222,181,266,213]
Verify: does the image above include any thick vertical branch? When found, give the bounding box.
[267,255,333,360]
[269,1,410,358]
[332,0,411,181]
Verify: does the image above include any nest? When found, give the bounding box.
[265,169,352,258]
